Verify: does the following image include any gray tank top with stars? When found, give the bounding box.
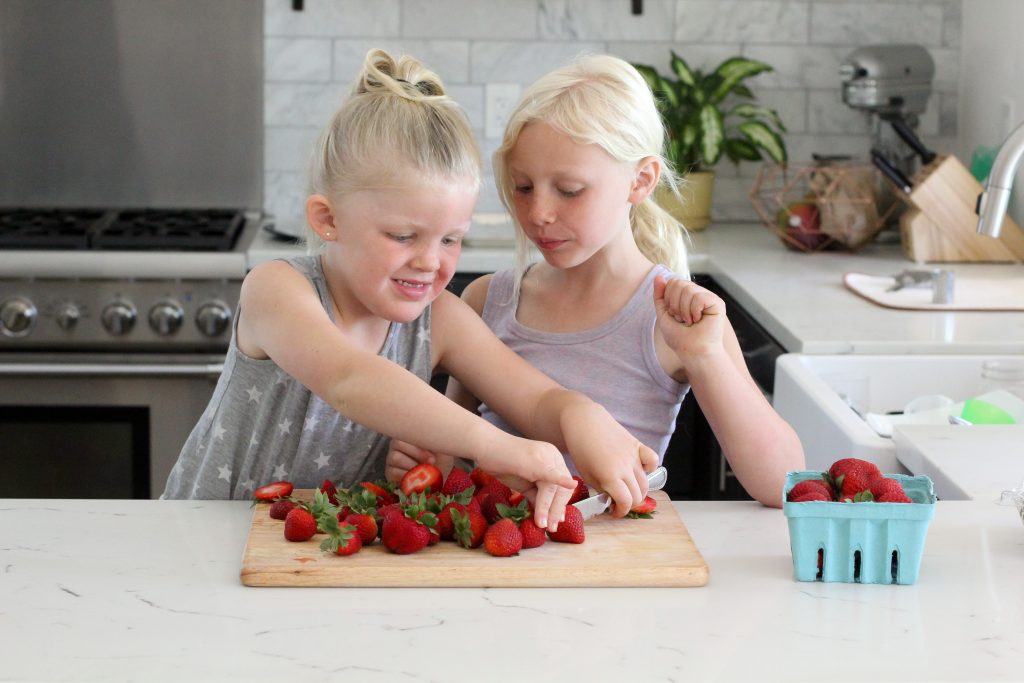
[162,255,432,500]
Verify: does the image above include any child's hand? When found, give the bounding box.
[474,437,576,531]
[384,439,454,484]
[653,274,727,360]
[560,404,659,516]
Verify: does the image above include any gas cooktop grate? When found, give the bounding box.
[0,208,246,251]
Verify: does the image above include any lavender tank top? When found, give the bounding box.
[477,265,689,473]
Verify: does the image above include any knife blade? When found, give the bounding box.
[572,466,669,521]
[890,117,936,165]
[870,148,913,194]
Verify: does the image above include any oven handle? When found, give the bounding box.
[0,363,224,378]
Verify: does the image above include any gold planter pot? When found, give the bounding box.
[655,170,715,231]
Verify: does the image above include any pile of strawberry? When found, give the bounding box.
[786,457,914,504]
[252,463,594,558]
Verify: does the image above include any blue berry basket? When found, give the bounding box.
[783,470,937,585]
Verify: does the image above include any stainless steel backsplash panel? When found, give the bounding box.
[0,0,262,209]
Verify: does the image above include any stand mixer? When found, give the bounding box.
[840,44,936,179]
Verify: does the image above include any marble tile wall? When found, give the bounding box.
[264,0,961,228]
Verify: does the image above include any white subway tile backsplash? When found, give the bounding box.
[471,41,606,83]
[264,171,309,225]
[265,0,400,37]
[265,83,346,126]
[676,1,810,44]
[402,0,537,39]
[265,38,332,82]
[261,0,963,224]
[810,2,943,45]
[540,0,675,41]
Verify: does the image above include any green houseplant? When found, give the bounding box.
[633,51,788,230]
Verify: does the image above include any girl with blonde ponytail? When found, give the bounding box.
[166,50,659,528]
[390,54,804,508]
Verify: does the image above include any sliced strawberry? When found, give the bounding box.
[359,481,398,506]
[626,495,658,518]
[400,463,443,496]
[254,481,294,502]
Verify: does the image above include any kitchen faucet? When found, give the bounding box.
[976,119,1024,237]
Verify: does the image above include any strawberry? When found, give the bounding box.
[418,510,441,545]
[381,514,431,554]
[378,502,404,527]
[451,507,487,549]
[826,458,882,499]
[470,467,496,490]
[254,480,293,502]
[318,479,339,505]
[567,475,590,505]
[319,517,362,556]
[518,517,547,549]
[343,513,378,544]
[547,504,585,544]
[871,477,912,503]
[792,490,831,502]
[268,499,297,520]
[400,462,443,496]
[626,495,658,519]
[478,480,513,523]
[483,518,523,557]
[508,490,525,506]
[358,481,398,506]
[283,507,317,542]
[466,495,482,515]
[787,478,834,502]
[436,502,466,541]
[441,468,474,496]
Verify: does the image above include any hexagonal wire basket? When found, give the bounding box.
[749,161,905,252]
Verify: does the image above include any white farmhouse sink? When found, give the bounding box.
[772,354,1021,474]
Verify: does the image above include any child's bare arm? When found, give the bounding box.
[653,275,805,507]
[433,289,655,516]
[238,262,575,528]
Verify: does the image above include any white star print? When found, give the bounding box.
[240,478,255,492]
[217,464,232,481]
[278,418,292,436]
[415,326,429,346]
[212,422,227,440]
[248,433,259,449]
[304,415,318,432]
[246,385,263,403]
[273,463,288,480]
[314,451,331,469]
[275,371,289,385]
[342,420,354,433]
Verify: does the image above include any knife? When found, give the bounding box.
[890,117,937,165]
[870,148,913,194]
[572,466,669,521]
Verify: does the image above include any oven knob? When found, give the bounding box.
[101,301,137,336]
[195,301,232,337]
[0,297,37,337]
[149,301,185,336]
[55,303,81,330]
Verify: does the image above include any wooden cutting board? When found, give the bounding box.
[240,490,708,588]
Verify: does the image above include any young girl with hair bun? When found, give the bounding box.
[163,49,657,530]
[388,54,804,509]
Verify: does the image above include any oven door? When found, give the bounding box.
[0,356,222,499]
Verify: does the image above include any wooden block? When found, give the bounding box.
[240,490,709,588]
[901,155,1024,262]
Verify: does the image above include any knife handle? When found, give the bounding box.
[891,117,937,165]
[647,466,668,492]
[871,149,913,194]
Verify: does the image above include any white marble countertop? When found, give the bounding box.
[2,498,1023,682]
[894,425,1024,500]
[247,222,1024,355]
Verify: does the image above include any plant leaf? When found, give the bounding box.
[724,138,762,162]
[670,50,697,88]
[698,104,724,166]
[728,103,787,133]
[709,57,773,104]
[739,120,787,164]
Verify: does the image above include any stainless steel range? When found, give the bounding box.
[0,0,264,499]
